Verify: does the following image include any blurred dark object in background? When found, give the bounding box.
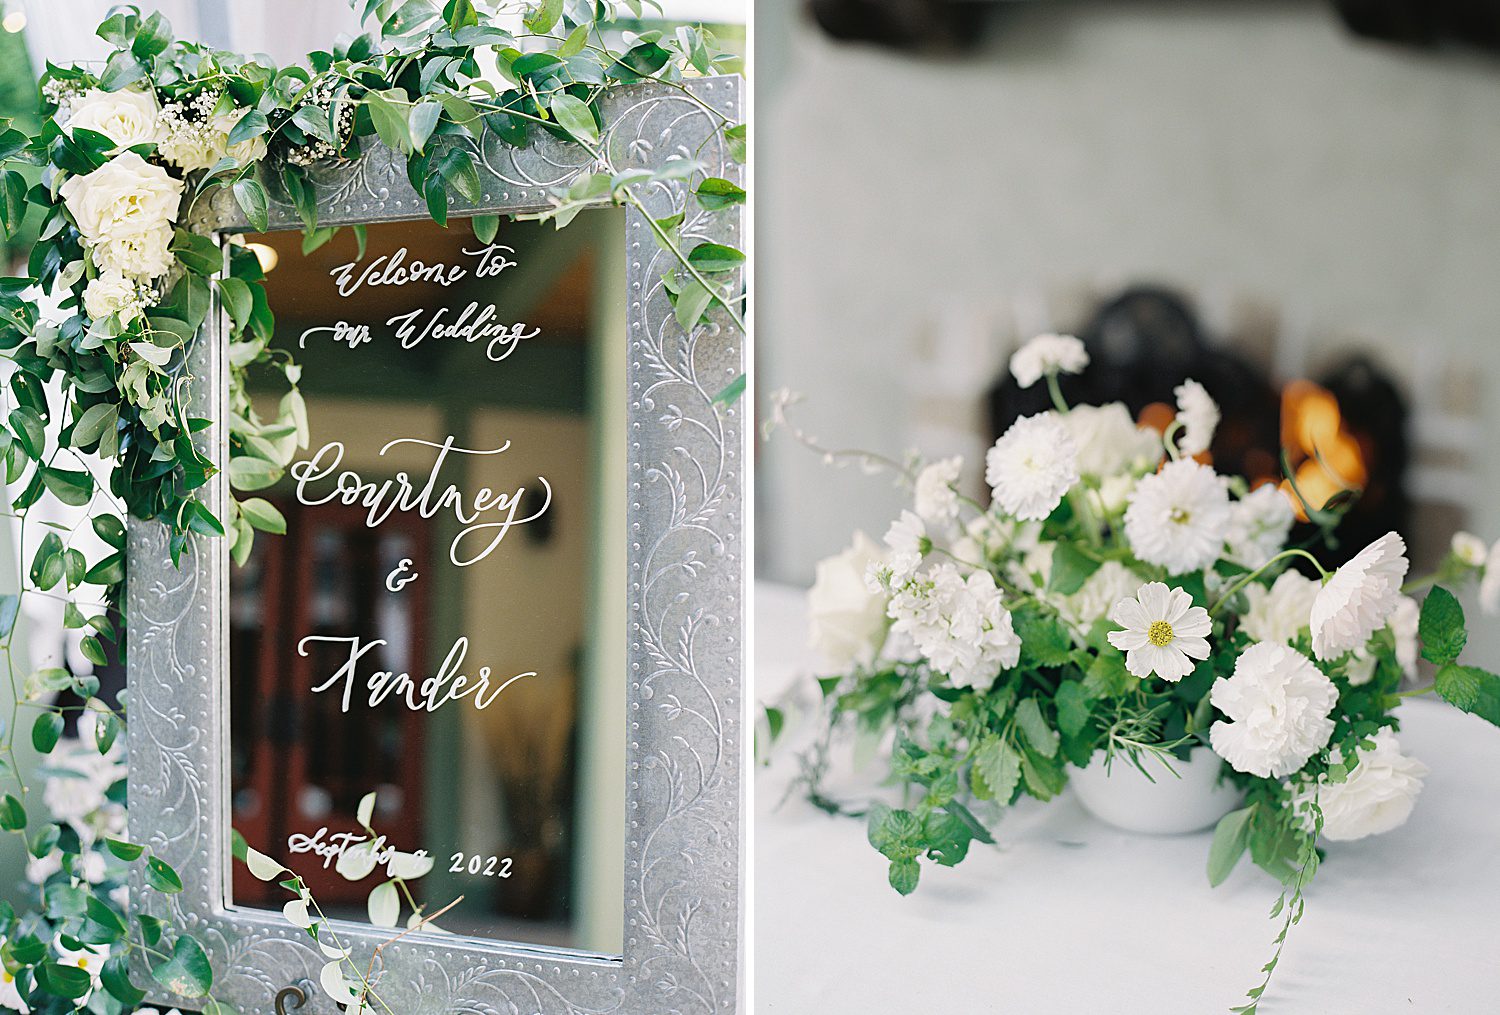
[1334,0,1500,54]
[806,0,992,50]
[986,286,1410,567]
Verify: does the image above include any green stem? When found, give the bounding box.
[1045,372,1069,414]
[1210,548,1331,617]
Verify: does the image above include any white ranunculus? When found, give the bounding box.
[807,532,890,672]
[1240,570,1318,645]
[59,150,182,245]
[1123,459,1232,574]
[1451,531,1488,568]
[985,411,1080,522]
[913,456,962,522]
[82,269,144,324]
[1173,378,1220,456]
[1294,728,1427,841]
[1309,532,1409,660]
[67,87,161,149]
[1209,641,1337,779]
[1009,333,1089,389]
[1059,402,1162,477]
[1225,484,1296,570]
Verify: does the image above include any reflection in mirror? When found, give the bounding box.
[226,212,626,954]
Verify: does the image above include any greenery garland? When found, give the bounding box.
[0,1,745,1011]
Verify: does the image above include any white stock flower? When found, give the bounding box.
[1059,402,1162,477]
[913,456,962,523]
[1173,378,1219,455]
[1123,459,1231,574]
[1226,484,1296,569]
[1009,333,1088,389]
[985,412,1079,522]
[1480,539,1500,616]
[888,564,1020,690]
[83,269,146,324]
[1240,570,1319,645]
[1293,729,1427,841]
[67,87,161,150]
[1106,581,1211,681]
[807,532,889,672]
[1209,642,1337,778]
[1309,532,1409,660]
[1063,560,1141,630]
[1451,531,1487,568]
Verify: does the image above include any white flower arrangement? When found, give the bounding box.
[778,344,1500,1008]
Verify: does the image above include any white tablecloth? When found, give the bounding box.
[754,583,1500,1014]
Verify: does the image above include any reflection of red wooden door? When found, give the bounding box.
[230,500,430,908]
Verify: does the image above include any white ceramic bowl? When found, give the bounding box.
[1070,746,1243,835]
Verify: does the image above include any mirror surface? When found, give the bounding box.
[227,211,626,954]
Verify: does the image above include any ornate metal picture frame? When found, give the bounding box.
[126,77,744,1015]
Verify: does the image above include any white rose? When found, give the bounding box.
[83,270,144,324]
[807,532,889,672]
[67,87,161,149]
[93,225,175,280]
[158,125,226,172]
[1293,729,1427,841]
[59,151,182,244]
[1240,570,1319,645]
[1209,641,1337,779]
[212,107,268,163]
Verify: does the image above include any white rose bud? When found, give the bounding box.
[66,87,162,150]
[807,532,890,673]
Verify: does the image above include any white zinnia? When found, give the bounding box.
[1293,729,1427,841]
[1225,484,1296,569]
[985,412,1079,522]
[913,456,962,522]
[1106,581,1211,681]
[1450,531,1487,568]
[1009,333,1088,389]
[888,564,1020,690]
[1059,402,1162,477]
[1123,459,1231,574]
[82,270,145,325]
[1173,378,1219,455]
[1309,532,1409,660]
[1480,539,1500,616]
[66,87,161,150]
[1209,641,1337,779]
[1240,570,1319,645]
[807,532,889,672]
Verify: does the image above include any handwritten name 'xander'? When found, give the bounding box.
[300,634,534,713]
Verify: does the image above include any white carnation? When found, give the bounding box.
[1293,729,1427,841]
[1173,378,1219,456]
[82,269,145,325]
[985,412,1079,522]
[913,456,962,522]
[1009,333,1088,389]
[1225,484,1296,569]
[1309,532,1409,660]
[807,532,889,672]
[889,564,1020,690]
[1240,570,1318,645]
[1209,641,1338,779]
[66,87,161,149]
[1123,459,1231,574]
[1059,402,1162,477]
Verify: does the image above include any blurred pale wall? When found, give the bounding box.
[756,0,1500,663]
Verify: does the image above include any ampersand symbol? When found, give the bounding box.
[385,558,418,592]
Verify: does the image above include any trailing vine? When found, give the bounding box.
[0,0,745,1010]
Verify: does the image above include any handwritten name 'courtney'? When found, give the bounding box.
[290,436,551,567]
[300,634,535,714]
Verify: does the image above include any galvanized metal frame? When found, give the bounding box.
[128,77,744,1014]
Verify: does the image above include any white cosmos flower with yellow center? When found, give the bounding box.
[1107,581,1212,681]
